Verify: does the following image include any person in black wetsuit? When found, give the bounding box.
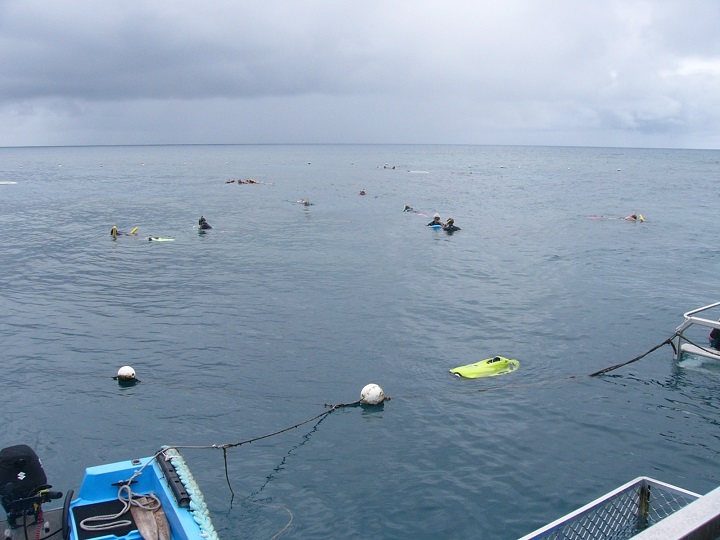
[427,214,442,226]
[443,218,461,233]
[710,324,720,350]
[198,216,212,229]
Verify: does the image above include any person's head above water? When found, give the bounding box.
[446,218,454,224]
[433,215,441,222]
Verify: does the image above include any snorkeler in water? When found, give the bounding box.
[110,225,139,238]
[624,212,645,222]
[427,214,442,226]
[443,218,461,232]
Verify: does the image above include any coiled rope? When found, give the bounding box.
[79,477,161,532]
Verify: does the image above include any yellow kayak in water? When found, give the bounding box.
[450,356,520,378]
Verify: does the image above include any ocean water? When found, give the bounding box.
[1,144,719,539]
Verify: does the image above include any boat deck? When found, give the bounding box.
[679,343,720,361]
[520,477,720,540]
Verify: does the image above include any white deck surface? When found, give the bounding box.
[680,343,720,360]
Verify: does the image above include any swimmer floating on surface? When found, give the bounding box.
[110,225,139,238]
[624,212,645,222]
[403,204,428,217]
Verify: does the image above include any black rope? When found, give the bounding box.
[222,447,233,497]
[171,400,362,496]
[219,401,359,451]
[589,336,675,377]
[677,335,719,358]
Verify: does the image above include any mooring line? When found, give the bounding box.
[588,336,676,377]
[169,400,361,496]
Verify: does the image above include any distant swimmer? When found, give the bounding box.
[198,216,212,229]
[404,205,428,217]
[427,213,442,227]
[111,225,139,238]
[297,198,313,206]
[624,212,645,222]
[359,189,366,195]
[443,218,461,233]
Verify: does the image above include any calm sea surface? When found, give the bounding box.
[1,144,719,539]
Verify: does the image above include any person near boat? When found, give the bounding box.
[710,324,720,350]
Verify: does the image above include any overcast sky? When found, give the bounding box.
[1,1,719,148]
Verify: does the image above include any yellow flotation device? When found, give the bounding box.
[111,226,139,238]
[449,356,520,378]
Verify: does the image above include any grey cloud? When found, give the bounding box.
[1,1,720,147]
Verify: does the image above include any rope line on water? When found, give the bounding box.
[588,336,676,377]
[169,401,361,497]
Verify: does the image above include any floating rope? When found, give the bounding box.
[169,400,361,497]
[588,336,676,377]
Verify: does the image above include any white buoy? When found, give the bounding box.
[360,383,385,405]
[116,365,136,382]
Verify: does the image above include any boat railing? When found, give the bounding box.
[674,301,720,361]
[519,477,704,540]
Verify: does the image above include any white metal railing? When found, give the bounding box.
[518,477,701,540]
[674,301,720,361]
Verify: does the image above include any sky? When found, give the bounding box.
[1,1,720,148]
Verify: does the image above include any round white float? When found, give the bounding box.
[117,365,136,381]
[360,383,385,405]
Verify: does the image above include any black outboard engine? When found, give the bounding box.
[0,445,62,528]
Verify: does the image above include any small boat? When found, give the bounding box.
[449,356,520,378]
[673,301,720,361]
[0,444,219,540]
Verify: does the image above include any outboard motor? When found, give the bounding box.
[0,445,62,528]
